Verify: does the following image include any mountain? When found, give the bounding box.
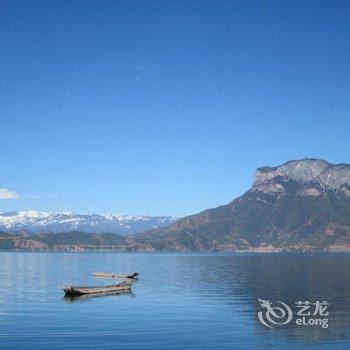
[0,211,177,236]
[2,159,350,252]
[136,159,350,251]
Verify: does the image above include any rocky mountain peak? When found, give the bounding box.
[253,158,350,192]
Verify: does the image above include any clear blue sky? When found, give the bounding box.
[1,0,349,216]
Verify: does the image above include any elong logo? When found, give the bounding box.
[257,299,329,329]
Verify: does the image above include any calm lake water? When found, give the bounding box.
[1,252,350,349]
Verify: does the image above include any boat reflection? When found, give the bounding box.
[62,290,135,303]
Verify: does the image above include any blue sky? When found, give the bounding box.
[1,0,349,216]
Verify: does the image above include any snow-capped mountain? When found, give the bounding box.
[0,211,177,236]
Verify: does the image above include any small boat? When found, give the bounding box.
[62,281,132,297]
[93,272,139,279]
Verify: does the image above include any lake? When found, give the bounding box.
[1,252,350,349]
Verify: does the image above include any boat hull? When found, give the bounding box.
[62,283,132,296]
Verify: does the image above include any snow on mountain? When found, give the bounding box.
[0,211,177,236]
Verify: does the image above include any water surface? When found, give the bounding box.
[1,252,350,349]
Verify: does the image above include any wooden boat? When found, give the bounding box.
[93,272,139,279]
[62,281,132,297]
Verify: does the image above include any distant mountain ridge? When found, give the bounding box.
[0,211,177,236]
[0,231,143,252]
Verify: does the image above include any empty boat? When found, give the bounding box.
[93,272,139,279]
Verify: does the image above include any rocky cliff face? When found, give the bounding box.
[136,159,350,251]
[253,159,350,191]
